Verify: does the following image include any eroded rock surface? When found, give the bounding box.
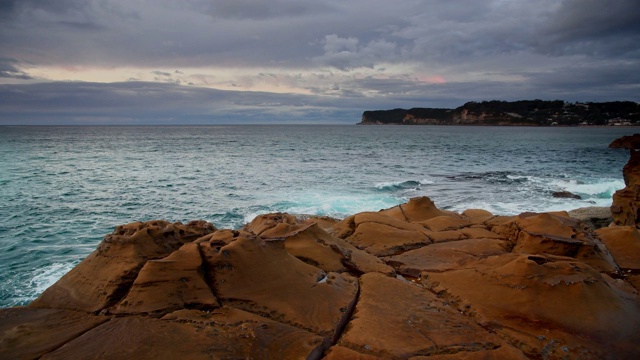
[2,195,640,359]
[610,134,640,227]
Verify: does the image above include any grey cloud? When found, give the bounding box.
[0,81,368,124]
[201,0,333,20]
[536,0,640,56]
[0,58,32,79]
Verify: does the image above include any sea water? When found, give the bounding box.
[0,125,634,307]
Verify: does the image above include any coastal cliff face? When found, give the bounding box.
[359,100,639,126]
[610,134,640,227]
[2,136,640,359]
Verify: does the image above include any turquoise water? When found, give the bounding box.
[0,125,633,307]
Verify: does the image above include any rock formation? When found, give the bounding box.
[2,195,640,359]
[3,136,640,359]
[610,133,640,227]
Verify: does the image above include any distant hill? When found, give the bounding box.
[358,100,640,126]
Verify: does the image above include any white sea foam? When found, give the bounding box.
[28,262,77,296]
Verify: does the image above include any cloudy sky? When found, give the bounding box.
[1,0,639,124]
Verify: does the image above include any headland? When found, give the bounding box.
[358,100,639,126]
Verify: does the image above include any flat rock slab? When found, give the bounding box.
[40,308,326,360]
[346,221,431,256]
[386,238,509,276]
[338,272,510,359]
[0,307,108,360]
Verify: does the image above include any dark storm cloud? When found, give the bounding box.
[535,0,640,56]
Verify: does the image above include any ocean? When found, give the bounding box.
[0,125,634,307]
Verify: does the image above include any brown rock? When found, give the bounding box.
[422,253,640,359]
[419,215,471,231]
[243,212,299,236]
[112,242,218,315]
[324,345,385,359]
[200,234,358,340]
[246,213,395,275]
[338,272,509,359]
[427,229,467,243]
[346,221,431,256]
[461,208,494,224]
[498,212,618,273]
[0,308,108,360]
[610,134,640,227]
[386,239,509,276]
[460,227,505,240]
[596,226,640,270]
[29,220,215,312]
[380,196,454,223]
[40,308,326,360]
[568,206,612,230]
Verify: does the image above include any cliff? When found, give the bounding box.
[2,137,640,359]
[359,100,640,126]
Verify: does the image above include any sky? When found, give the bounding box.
[1,0,639,125]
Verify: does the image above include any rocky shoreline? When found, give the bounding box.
[2,136,640,359]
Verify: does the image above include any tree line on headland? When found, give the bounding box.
[359,100,640,126]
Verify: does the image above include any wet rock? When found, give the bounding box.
[552,190,582,199]
[29,220,216,312]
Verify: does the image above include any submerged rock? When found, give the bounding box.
[2,200,640,357]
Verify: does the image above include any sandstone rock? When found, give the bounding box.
[427,229,467,243]
[338,272,516,359]
[324,345,385,359]
[419,215,471,231]
[568,206,612,230]
[380,196,454,223]
[5,188,640,359]
[0,308,108,360]
[461,208,494,224]
[29,220,216,312]
[610,134,640,227]
[345,220,431,256]
[422,253,640,359]
[494,212,618,273]
[199,234,359,340]
[40,308,326,360]
[111,242,218,315]
[246,213,395,276]
[596,226,640,271]
[386,239,509,277]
